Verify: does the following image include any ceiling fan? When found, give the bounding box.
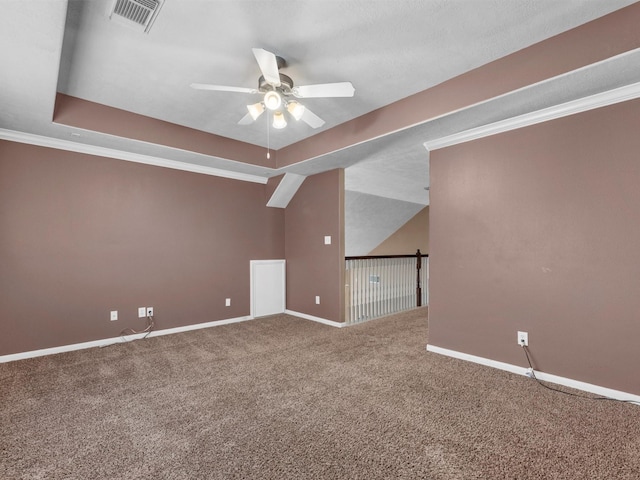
[191,48,355,130]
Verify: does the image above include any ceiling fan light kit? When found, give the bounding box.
[191,48,355,131]
[247,102,265,121]
[263,91,282,111]
[287,101,305,121]
[272,111,287,129]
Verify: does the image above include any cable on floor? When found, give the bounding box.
[522,345,639,406]
[119,314,155,341]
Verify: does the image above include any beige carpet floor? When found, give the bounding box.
[1,308,639,479]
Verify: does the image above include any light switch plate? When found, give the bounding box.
[324,236,331,245]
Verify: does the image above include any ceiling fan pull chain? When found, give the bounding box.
[266,111,271,159]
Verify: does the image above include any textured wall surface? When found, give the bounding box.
[367,206,429,256]
[345,191,424,256]
[429,98,640,395]
[285,170,344,322]
[0,141,284,356]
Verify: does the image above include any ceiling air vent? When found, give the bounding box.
[110,0,161,33]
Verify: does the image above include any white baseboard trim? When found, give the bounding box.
[0,315,253,363]
[285,310,346,328]
[145,315,253,338]
[426,344,640,405]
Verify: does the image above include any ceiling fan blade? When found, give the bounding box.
[293,82,355,98]
[252,48,281,87]
[190,83,257,94]
[238,112,254,125]
[300,107,325,129]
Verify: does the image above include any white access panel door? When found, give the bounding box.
[250,260,286,318]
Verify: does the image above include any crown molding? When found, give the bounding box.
[4,82,639,180]
[424,81,640,151]
[0,128,268,184]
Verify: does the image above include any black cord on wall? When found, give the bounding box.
[119,315,155,341]
[522,345,639,405]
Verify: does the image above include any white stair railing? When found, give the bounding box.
[345,251,428,325]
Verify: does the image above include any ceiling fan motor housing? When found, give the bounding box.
[258,73,294,95]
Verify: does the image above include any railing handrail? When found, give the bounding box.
[345,253,429,260]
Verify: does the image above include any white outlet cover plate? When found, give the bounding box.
[110,310,118,321]
[225,298,231,306]
[517,331,529,346]
[324,236,331,245]
[138,307,146,318]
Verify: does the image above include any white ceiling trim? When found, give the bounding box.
[266,173,306,208]
[271,48,640,173]
[3,76,639,187]
[0,128,268,184]
[424,81,640,152]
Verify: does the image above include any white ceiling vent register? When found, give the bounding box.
[109,0,162,33]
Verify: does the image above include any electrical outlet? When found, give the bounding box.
[315,295,320,305]
[138,307,146,318]
[146,307,154,317]
[517,331,529,347]
[225,298,231,307]
[110,310,118,321]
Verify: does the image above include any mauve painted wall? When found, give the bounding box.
[285,169,344,322]
[368,206,429,256]
[54,94,273,168]
[428,99,640,395]
[0,140,284,356]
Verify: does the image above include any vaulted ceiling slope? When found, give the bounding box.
[1,1,639,206]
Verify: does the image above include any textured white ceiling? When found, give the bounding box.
[0,0,638,210]
[56,0,636,150]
